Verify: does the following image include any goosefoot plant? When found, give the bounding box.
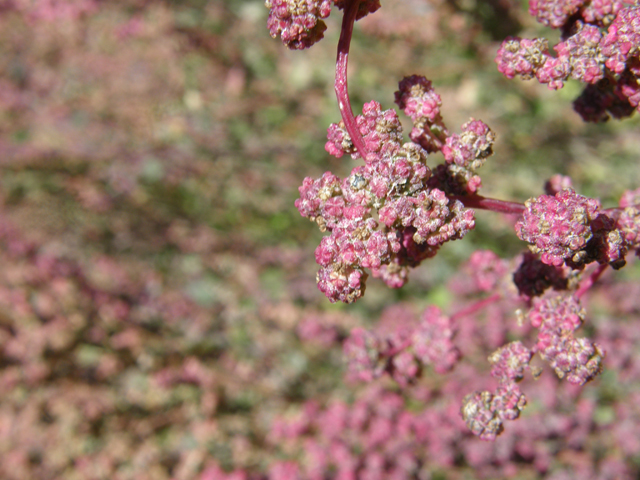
[266,0,640,444]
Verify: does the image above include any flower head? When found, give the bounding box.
[515,188,611,268]
[265,0,333,50]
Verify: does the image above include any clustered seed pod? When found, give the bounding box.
[297,99,484,302]
[516,188,629,270]
[265,0,380,49]
[496,4,640,121]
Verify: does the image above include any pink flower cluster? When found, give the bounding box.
[465,250,509,293]
[268,387,463,480]
[461,342,531,440]
[395,76,496,195]
[496,4,640,121]
[617,187,640,251]
[460,290,606,440]
[512,252,569,298]
[298,99,478,302]
[265,0,380,49]
[530,0,580,28]
[599,7,640,73]
[515,188,628,269]
[496,22,604,90]
[343,305,459,385]
[328,99,405,162]
[299,77,505,302]
[439,119,495,194]
[528,295,605,385]
[394,75,448,152]
[528,0,622,28]
[265,0,333,50]
[451,240,620,441]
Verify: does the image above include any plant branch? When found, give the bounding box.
[335,0,370,160]
[575,263,608,299]
[384,338,413,357]
[452,194,526,215]
[451,292,502,322]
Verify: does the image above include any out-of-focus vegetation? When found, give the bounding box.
[0,1,639,479]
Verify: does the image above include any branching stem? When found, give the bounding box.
[575,263,608,299]
[451,293,502,322]
[335,0,370,160]
[452,194,526,215]
[385,338,413,357]
[336,4,528,214]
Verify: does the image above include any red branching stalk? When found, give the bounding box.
[453,194,526,215]
[335,0,370,161]
[384,338,413,357]
[451,292,502,322]
[575,263,609,299]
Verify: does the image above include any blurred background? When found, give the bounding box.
[0,0,639,478]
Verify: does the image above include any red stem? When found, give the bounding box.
[451,194,526,215]
[575,263,608,299]
[385,338,413,357]
[451,292,502,322]
[334,4,528,212]
[335,4,527,214]
[385,293,502,355]
[335,0,370,160]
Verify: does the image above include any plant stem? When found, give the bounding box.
[451,293,502,322]
[452,194,526,215]
[385,338,413,357]
[335,0,370,160]
[575,263,608,299]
